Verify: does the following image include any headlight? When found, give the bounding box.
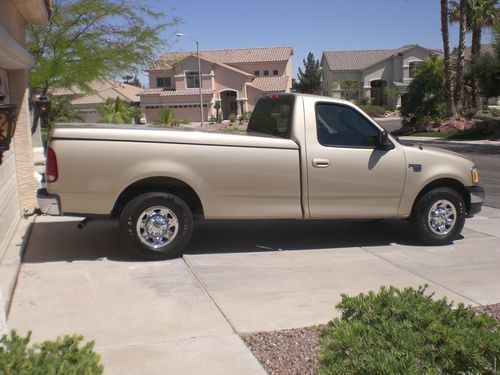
[471,167,479,184]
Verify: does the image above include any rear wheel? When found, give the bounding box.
[119,192,193,260]
[410,187,466,245]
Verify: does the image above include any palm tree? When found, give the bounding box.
[441,0,458,118]
[468,0,497,110]
[97,97,141,124]
[450,0,468,113]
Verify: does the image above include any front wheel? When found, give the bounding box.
[410,187,466,245]
[119,192,193,260]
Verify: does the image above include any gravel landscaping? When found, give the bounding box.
[242,303,500,375]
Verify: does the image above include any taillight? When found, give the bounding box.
[46,147,58,182]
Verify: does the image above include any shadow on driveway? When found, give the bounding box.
[21,217,447,264]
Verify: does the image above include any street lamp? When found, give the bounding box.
[31,95,52,134]
[176,33,204,128]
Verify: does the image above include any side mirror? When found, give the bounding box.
[378,130,393,150]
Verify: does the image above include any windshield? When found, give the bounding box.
[247,95,294,138]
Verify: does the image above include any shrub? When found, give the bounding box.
[359,105,386,117]
[239,111,252,122]
[156,107,174,126]
[319,286,500,375]
[0,330,103,374]
[228,113,237,123]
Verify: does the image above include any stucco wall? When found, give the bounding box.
[141,93,214,123]
[0,0,36,262]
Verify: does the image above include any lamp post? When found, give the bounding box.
[0,103,17,165]
[31,95,52,134]
[176,33,204,128]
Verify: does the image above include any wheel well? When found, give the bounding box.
[412,178,471,214]
[111,177,204,219]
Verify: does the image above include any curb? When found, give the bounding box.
[398,136,500,147]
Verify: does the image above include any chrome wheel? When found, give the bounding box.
[136,206,179,250]
[427,199,457,236]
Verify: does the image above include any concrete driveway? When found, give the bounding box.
[7,208,500,374]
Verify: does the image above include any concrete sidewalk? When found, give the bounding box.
[6,208,500,374]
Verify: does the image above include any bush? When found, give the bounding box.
[156,107,174,126]
[319,286,500,375]
[239,111,252,122]
[0,330,103,374]
[228,113,237,123]
[359,105,386,117]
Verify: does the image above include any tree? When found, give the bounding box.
[27,0,180,96]
[468,0,497,110]
[450,0,468,113]
[49,96,84,124]
[295,52,322,94]
[471,23,500,100]
[97,97,141,124]
[213,100,222,124]
[441,0,458,118]
[401,56,447,127]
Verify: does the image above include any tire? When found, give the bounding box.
[119,192,193,260]
[410,187,466,245]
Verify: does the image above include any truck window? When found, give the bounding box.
[247,95,294,138]
[315,103,380,147]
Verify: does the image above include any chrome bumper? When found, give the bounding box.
[37,188,61,216]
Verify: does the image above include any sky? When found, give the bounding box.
[140,0,495,85]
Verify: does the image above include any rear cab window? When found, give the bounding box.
[247,94,294,138]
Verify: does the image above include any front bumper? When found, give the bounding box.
[467,185,485,218]
[37,188,61,216]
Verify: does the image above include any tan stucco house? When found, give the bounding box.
[0,0,50,325]
[52,79,142,123]
[321,44,440,109]
[141,47,293,123]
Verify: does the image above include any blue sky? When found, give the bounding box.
[142,0,494,84]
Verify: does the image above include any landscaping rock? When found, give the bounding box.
[438,118,473,133]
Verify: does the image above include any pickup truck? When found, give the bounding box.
[39,93,485,260]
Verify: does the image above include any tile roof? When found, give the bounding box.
[52,79,142,105]
[148,47,293,71]
[249,76,290,92]
[140,88,214,97]
[323,45,438,71]
[463,44,494,60]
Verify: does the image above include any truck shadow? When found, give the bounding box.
[22,217,459,263]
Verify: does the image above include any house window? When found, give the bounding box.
[273,70,279,76]
[409,61,423,78]
[156,77,171,88]
[254,70,260,76]
[186,72,200,88]
[263,70,269,76]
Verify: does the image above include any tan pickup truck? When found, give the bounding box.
[39,93,484,260]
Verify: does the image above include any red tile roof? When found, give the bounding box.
[148,47,293,71]
[249,76,290,93]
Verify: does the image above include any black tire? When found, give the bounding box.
[119,192,193,260]
[410,187,466,245]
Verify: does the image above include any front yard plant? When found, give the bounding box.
[0,330,103,374]
[319,286,500,374]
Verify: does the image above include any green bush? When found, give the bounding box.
[359,105,386,117]
[228,113,237,123]
[0,330,103,374]
[319,286,500,375]
[156,107,174,126]
[239,111,252,122]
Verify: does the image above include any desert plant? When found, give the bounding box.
[0,330,103,374]
[228,113,237,123]
[213,100,221,124]
[319,285,500,375]
[97,97,140,124]
[156,107,174,126]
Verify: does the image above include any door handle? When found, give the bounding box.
[312,158,330,168]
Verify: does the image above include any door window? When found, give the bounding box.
[315,103,380,147]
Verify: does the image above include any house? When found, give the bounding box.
[52,79,142,123]
[321,44,440,109]
[0,0,50,326]
[140,47,293,123]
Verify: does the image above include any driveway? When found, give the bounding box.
[7,208,500,374]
